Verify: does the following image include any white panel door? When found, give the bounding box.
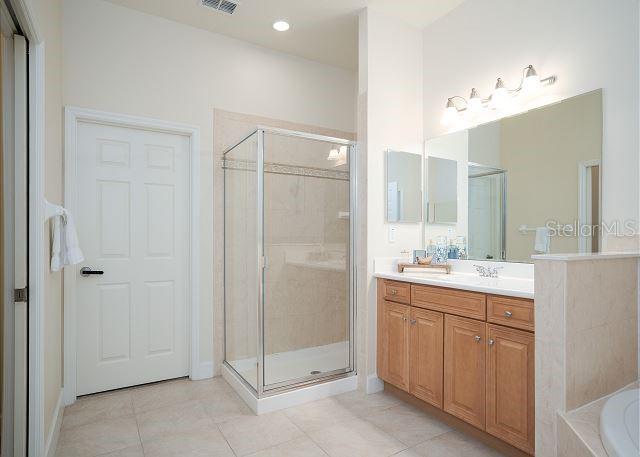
[75,121,190,395]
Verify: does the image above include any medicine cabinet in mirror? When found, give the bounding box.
[386,150,422,223]
[426,156,458,225]
[423,89,603,263]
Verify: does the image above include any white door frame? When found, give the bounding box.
[63,107,202,405]
[2,0,46,455]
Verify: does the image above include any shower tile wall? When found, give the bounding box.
[263,172,349,355]
[214,109,355,373]
[263,132,350,356]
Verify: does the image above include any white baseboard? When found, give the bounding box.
[191,361,214,380]
[366,374,384,394]
[45,389,64,457]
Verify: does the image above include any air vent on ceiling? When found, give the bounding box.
[201,0,239,15]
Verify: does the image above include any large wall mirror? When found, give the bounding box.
[386,150,422,222]
[424,89,603,263]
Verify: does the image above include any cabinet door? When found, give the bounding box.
[409,308,444,408]
[486,325,535,454]
[444,315,486,429]
[381,300,410,391]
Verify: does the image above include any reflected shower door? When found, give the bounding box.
[468,170,506,261]
[262,131,352,389]
[224,133,259,391]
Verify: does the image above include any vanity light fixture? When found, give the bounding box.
[491,77,509,109]
[522,64,541,92]
[273,20,290,32]
[468,88,483,112]
[441,64,556,126]
[440,98,460,125]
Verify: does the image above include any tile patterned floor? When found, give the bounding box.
[56,377,505,457]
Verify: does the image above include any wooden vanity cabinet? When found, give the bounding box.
[377,278,535,455]
[409,308,444,408]
[486,324,535,455]
[444,315,486,429]
[379,300,410,391]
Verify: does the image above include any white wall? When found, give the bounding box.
[423,0,639,251]
[62,0,356,373]
[358,8,423,385]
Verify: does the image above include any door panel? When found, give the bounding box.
[76,122,190,395]
[444,315,486,429]
[486,324,535,454]
[409,308,443,408]
[381,300,409,391]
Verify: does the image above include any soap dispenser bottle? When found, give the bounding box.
[433,236,448,265]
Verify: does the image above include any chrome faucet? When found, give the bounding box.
[474,264,503,278]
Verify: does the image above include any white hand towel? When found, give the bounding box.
[50,215,64,272]
[534,227,550,254]
[62,211,84,265]
[50,210,84,272]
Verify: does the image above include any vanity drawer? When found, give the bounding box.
[487,295,534,332]
[412,285,486,320]
[383,280,411,304]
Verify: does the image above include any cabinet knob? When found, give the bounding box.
[410,319,417,325]
[474,335,481,343]
[489,339,495,346]
[504,311,512,318]
[390,289,397,295]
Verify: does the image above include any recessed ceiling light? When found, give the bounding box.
[273,21,290,32]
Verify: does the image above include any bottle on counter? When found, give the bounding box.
[456,235,467,260]
[447,238,459,259]
[433,236,448,265]
[426,239,435,256]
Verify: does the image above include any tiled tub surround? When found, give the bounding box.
[533,252,639,457]
[557,381,639,457]
[374,260,536,456]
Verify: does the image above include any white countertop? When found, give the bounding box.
[374,258,534,299]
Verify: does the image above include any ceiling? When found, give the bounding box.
[103,0,465,70]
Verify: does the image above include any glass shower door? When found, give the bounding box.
[262,131,353,389]
[468,166,506,260]
[224,132,260,391]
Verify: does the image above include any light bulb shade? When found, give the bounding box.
[468,88,483,112]
[491,78,509,109]
[441,105,458,126]
[524,65,538,79]
[327,148,340,161]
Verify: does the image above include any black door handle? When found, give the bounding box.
[80,267,104,277]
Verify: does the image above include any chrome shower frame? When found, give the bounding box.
[222,126,358,398]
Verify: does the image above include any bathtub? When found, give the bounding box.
[600,388,639,457]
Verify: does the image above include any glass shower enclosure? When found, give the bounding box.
[223,127,356,396]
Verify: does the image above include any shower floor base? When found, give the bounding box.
[223,341,356,414]
[222,362,357,415]
[227,341,350,387]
